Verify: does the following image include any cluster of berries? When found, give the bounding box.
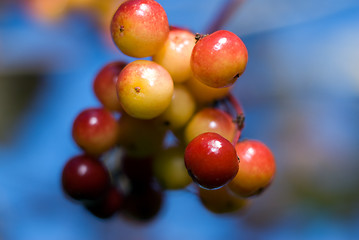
[61,0,276,219]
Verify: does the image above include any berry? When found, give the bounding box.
[122,183,163,222]
[85,186,124,219]
[72,108,119,155]
[228,140,276,197]
[116,60,174,119]
[111,0,169,58]
[61,155,111,201]
[185,75,231,104]
[93,61,126,112]
[184,132,239,189]
[191,30,248,88]
[117,113,166,157]
[184,108,237,144]
[153,146,192,190]
[121,154,154,184]
[199,186,248,214]
[153,27,196,83]
[156,84,196,129]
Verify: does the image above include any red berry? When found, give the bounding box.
[111,0,169,58]
[191,30,248,88]
[228,140,276,197]
[61,155,111,201]
[184,132,239,189]
[184,107,237,144]
[122,183,163,222]
[121,154,154,184]
[72,108,119,156]
[86,186,124,219]
[93,61,126,112]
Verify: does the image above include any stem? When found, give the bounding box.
[195,33,208,43]
[228,93,245,145]
[206,0,246,33]
[228,93,244,116]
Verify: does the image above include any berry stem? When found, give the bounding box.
[228,93,245,145]
[206,0,246,33]
[194,33,208,43]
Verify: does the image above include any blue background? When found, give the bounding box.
[0,0,359,239]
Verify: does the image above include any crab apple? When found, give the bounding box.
[199,186,248,214]
[191,30,248,88]
[72,108,119,156]
[185,75,231,104]
[156,84,196,130]
[93,61,126,112]
[117,60,174,119]
[111,0,169,58]
[153,27,196,83]
[228,140,276,198]
[184,132,239,189]
[61,155,111,201]
[184,108,237,144]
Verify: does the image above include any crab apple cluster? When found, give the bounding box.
[61,0,276,219]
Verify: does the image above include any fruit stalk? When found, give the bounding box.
[206,0,246,33]
[228,93,244,145]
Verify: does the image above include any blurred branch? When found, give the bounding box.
[0,70,43,145]
[206,0,246,33]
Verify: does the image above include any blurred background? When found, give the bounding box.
[0,0,359,239]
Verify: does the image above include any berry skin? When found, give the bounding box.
[228,140,276,197]
[153,28,196,83]
[184,132,239,189]
[153,146,192,190]
[185,75,231,104]
[199,186,248,214]
[191,30,248,88]
[117,113,166,157]
[121,154,154,184]
[184,108,237,144]
[61,155,111,201]
[72,108,119,156]
[122,183,163,222]
[156,84,196,130]
[116,60,174,119]
[93,61,126,112]
[85,186,124,219]
[111,0,169,58]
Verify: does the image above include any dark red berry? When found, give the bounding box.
[121,154,154,184]
[122,183,163,222]
[61,155,111,201]
[86,186,124,219]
